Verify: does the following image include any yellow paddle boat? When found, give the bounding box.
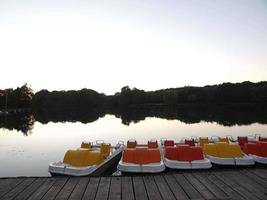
[49,141,124,176]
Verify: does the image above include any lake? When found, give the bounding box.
[1,113,267,177]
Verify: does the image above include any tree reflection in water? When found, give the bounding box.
[0,111,34,136]
[1,104,267,136]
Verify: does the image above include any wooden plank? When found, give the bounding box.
[225,171,267,200]
[55,177,80,200]
[1,178,36,200]
[133,176,148,200]
[82,177,100,200]
[0,168,266,200]
[121,176,134,200]
[27,178,57,200]
[0,178,25,198]
[241,169,267,189]
[69,177,90,200]
[143,176,162,200]
[214,171,259,200]
[108,177,121,200]
[13,178,46,200]
[184,173,215,200]
[248,168,267,180]
[95,177,111,200]
[206,172,244,200]
[193,172,228,199]
[163,174,189,200]
[173,173,203,200]
[154,175,175,200]
[41,177,68,200]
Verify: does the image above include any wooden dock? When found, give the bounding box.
[0,168,267,200]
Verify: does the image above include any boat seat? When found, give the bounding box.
[191,147,204,160]
[257,141,267,157]
[203,144,219,157]
[204,142,242,158]
[165,146,178,160]
[164,140,174,147]
[219,143,242,158]
[80,142,91,149]
[238,136,248,150]
[122,148,136,163]
[185,139,195,146]
[122,148,161,164]
[176,145,192,161]
[138,148,161,164]
[219,137,229,143]
[100,143,111,158]
[165,145,204,161]
[63,150,104,167]
[127,140,137,148]
[243,143,262,156]
[259,137,267,142]
[200,137,209,147]
[148,140,158,148]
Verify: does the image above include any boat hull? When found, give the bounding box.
[250,154,267,164]
[164,158,212,169]
[206,154,255,166]
[117,160,165,173]
[49,146,123,176]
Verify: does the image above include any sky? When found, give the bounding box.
[0,0,267,95]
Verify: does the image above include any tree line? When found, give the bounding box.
[1,81,267,111]
[0,84,33,110]
[117,81,267,106]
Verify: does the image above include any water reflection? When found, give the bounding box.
[113,104,267,126]
[0,112,34,135]
[1,104,267,135]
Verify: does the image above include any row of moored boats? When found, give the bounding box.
[49,136,267,176]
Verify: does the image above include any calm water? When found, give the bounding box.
[1,114,267,177]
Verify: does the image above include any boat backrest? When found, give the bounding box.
[237,136,248,147]
[191,146,204,160]
[218,143,242,158]
[122,148,136,163]
[148,140,158,148]
[165,146,177,160]
[127,140,137,148]
[122,148,161,164]
[200,137,209,147]
[219,137,229,143]
[203,142,242,158]
[137,148,161,164]
[80,142,91,149]
[243,143,262,156]
[100,143,111,158]
[203,143,219,157]
[257,141,267,157]
[176,145,192,161]
[164,140,174,147]
[185,139,195,146]
[63,150,103,167]
[165,145,204,161]
[259,137,267,142]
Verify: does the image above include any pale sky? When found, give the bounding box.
[0,0,267,94]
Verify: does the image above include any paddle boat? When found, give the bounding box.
[117,139,165,173]
[243,141,267,164]
[49,141,124,176]
[163,140,212,169]
[203,142,254,165]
